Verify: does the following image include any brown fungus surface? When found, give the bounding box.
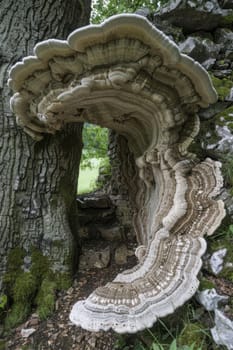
[8,14,225,334]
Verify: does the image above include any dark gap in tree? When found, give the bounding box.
[76,125,137,277]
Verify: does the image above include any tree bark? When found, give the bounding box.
[0,0,91,291]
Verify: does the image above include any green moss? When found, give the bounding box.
[36,278,56,320]
[178,323,207,350]
[199,278,215,291]
[13,272,37,303]
[0,341,6,350]
[35,271,71,320]
[3,247,73,328]
[221,13,233,25]
[4,302,30,330]
[215,106,233,130]
[31,248,50,282]
[3,247,26,296]
[55,272,72,290]
[210,74,233,101]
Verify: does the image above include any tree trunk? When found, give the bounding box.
[0,0,91,291]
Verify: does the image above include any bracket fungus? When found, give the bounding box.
[8,14,226,333]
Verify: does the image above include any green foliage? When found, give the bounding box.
[209,221,233,241]
[94,156,111,189]
[148,339,201,350]
[199,278,215,291]
[78,124,111,193]
[207,220,233,284]
[114,304,210,350]
[91,0,168,23]
[178,323,207,350]
[114,335,130,349]
[81,124,109,169]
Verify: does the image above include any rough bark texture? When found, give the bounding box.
[0,0,91,291]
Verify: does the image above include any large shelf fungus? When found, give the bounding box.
[8,14,225,333]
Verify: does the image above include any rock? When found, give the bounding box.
[21,328,36,338]
[79,246,111,270]
[154,0,232,33]
[78,226,90,239]
[215,60,231,70]
[226,50,233,59]
[78,207,116,226]
[210,248,227,274]
[152,18,185,43]
[77,194,112,209]
[215,28,233,52]
[220,0,233,10]
[199,102,231,120]
[202,58,216,70]
[98,225,122,241]
[28,318,39,327]
[216,125,233,154]
[226,87,233,101]
[219,189,233,219]
[135,7,151,18]
[211,69,232,78]
[211,310,233,350]
[115,244,128,265]
[179,37,220,63]
[196,288,228,311]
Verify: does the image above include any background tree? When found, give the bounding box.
[91,0,169,23]
[81,124,108,168]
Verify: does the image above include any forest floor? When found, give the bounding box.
[3,236,233,350]
[5,256,137,350]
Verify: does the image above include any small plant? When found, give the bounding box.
[139,339,202,350]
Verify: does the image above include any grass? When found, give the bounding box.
[77,160,100,194]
